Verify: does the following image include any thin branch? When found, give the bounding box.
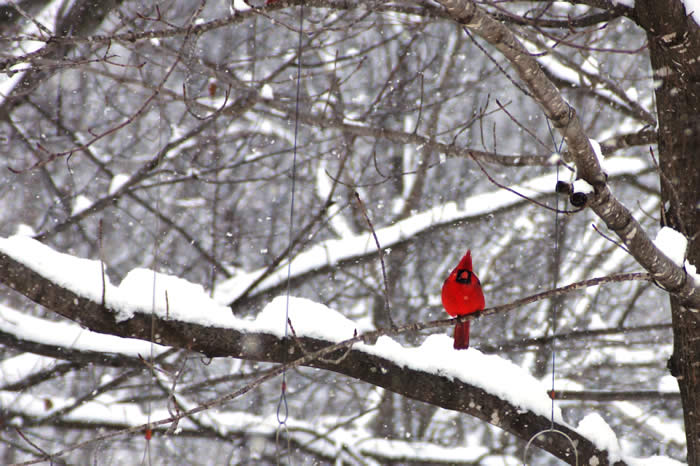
[0,247,653,466]
[649,147,686,235]
[354,191,395,329]
[481,322,671,353]
[469,151,581,214]
[553,390,679,402]
[591,223,631,254]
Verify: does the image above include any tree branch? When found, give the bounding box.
[434,0,700,308]
[0,247,653,464]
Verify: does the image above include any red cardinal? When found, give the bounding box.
[441,250,485,349]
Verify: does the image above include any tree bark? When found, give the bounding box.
[635,1,700,461]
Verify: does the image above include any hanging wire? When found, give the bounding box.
[523,428,579,466]
[142,96,164,466]
[550,161,560,428]
[275,423,292,466]
[523,119,578,465]
[276,1,305,462]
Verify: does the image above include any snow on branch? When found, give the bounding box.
[0,236,675,465]
[0,302,170,373]
[1,389,517,464]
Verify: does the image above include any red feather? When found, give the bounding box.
[441,250,485,349]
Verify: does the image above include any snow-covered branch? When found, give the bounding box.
[1,390,517,464]
[0,236,670,465]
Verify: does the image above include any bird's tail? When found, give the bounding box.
[453,320,470,350]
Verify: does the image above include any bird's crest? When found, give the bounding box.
[457,250,473,271]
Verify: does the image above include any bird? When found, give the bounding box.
[441,250,485,349]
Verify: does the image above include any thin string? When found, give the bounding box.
[550,161,560,428]
[276,0,305,453]
[546,116,563,428]
[143,96,164,465]
[546,111,569,430]
[524,121,579,464]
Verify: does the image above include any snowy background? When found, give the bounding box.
[0,0,686,464]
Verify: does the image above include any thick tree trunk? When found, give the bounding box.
[636,1,700,462]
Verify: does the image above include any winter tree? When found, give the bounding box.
[0,0,697,464]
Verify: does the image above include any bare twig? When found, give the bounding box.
[477,272,651,320]
[99,219,106,306]
[480,321,671,353]
[649,147,686,236]
[15,428,51,460]
[287,318,355,364]
[463,27,533,98]
[552,390,679,402]
[8,55,180,173]
[591,223,631,255]
[469,152,580,214]
[496,98,550,151]
[354,191,396,329]
[6,0,52,37]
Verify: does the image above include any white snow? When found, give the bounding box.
[114,267,235,325]
[0,70,25,104]
[658,375,678,393]
[581,56,600,75]
[1,390,154,429]
[682,0,700,26]
[260,83,274,99]
[232,0,251,12]
[0,302,169,358]
[0,234,117,306]
[625,456,685,466]
[0,1,64,104]
[257,296,373,339]
[547,152,562,165]
[653,227,687,267]
[588,314,606,330]
[589,138,605,171]
[14,224,36,236]
[0,234,556,421]
[0,353,57,387]
[0,387,518,463]
[108,173,130,195]
[0,236,223,323]
[389,334,557,419]
[572,179,594,194]
[71,195,92,215]
[576,413,622,463]
[685,260,700,288]
[0,242,556,455]
[532,46,649,121]
[615,401,686,446]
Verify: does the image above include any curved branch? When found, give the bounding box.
[0,247,653,464]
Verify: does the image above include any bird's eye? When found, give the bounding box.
[456,269,472,284]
